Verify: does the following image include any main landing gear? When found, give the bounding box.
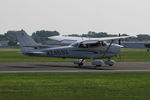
[74,59,85,67]
[92,59,115,67]
[74,59,115,67]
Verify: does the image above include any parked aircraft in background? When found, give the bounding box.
[15,30,134,67]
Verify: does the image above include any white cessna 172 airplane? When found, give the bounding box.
[15,30,134,67]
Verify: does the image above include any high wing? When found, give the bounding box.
[49,35,88,41]
[48,36,86,44]
[49,35,136,43]
[88,36,135,41]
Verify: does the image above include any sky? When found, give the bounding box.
[0,0,150,35]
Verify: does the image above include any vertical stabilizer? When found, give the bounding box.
[15,30,39,53]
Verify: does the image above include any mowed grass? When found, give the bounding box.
[114,48,150,61]
[0,73,150,100]
[0,48,150,62]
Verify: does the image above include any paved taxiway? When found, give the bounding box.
[0,62,150,73]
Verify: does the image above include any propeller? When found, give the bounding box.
[118,33,121,45]
[118,33,122,61]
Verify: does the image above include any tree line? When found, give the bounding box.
[0,30,60,46]
[0,30,150,46]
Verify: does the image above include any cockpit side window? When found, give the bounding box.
[72,41,107,48]
[79,44,88,48]
[88,43,99,47]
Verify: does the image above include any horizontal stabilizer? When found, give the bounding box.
[25,51,46,56]
[23,45,51,49]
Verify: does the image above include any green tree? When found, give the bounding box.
[32,30,60,43]
[4,31,17,46]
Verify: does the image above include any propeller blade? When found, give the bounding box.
[118,33,121,45]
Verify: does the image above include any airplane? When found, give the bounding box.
[15,30,135,67]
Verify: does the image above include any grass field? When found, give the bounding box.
[0,73,150,100]
[113,48,150,61]
[0,48,150,62]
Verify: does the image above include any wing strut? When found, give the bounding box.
[102,40,113,58]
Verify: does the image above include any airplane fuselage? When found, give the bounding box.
[25,43,121,59]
